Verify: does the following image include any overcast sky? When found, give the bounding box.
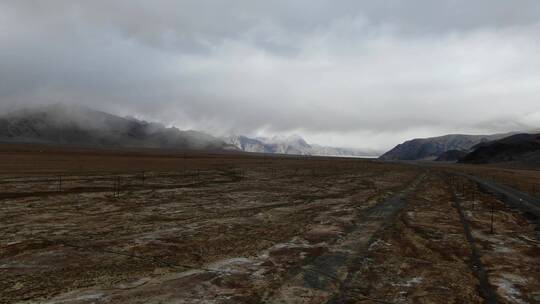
[1,1,540,152]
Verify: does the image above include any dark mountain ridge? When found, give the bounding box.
[0,104,233,151]
[434,149,469,162]
[460,133,540,164]
[379,133,512,161]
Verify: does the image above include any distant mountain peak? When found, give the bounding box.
[224,134,377,157]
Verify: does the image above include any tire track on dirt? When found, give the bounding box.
[449,176,499,304]
[265,173,425,303]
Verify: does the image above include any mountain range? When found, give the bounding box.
[0,104,233,151]
[4,103,536,163]
[224,135,377,157]
[0,104,375,157]
[379,133,514,161]
[379,130,540,166]
[460,133,540,164]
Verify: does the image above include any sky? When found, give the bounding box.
[1,1,540,152]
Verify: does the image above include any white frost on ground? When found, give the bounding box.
[207,257,254,273]
[43,292,105,304]
[493,244,514,254]
[494,273,528,304]
[393,276,424,288]
[368,239,392,251]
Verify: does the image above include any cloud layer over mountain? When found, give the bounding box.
[1,1,539,151]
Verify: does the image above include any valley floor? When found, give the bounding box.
[0,145,539,303]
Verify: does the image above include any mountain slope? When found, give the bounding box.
[434,149,469,162]
[0,104,233,151]
[225,135,376,157]
[379,133,513,161]
[226,135,270,153]
[460,133,540,164]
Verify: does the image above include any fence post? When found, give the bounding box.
[183,153,186,172]
[114,176,121,197]
[472,186,476,211]
[113,177,117,197]
[490,201,495,234]
[58,175,62,192]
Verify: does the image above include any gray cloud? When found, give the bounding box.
[1,1,540,151]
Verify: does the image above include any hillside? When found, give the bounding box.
[379,133,512,161]
[460,133,540,164]
[225,135,312,155]
[225,135,376,157]
[0,104,233,151]
[434,149,469,162]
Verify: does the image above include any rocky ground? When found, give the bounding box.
[336,172,540,304]
[1,159,417,303]
[1,146,539,304]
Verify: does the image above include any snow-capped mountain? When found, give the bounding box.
[225,134,377,157]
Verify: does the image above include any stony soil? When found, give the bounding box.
[1,145,539,304]
[1,156,417,303]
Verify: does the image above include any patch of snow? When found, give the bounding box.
[368,239,392,251]
[493,245,513,254]
[494,274,527,304]
[502,273,527,284]
[207,257,254,273]
[46,292,105,304]
[116,277,150,289]
[394,276,424,288]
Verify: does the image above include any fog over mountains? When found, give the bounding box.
[0,104,375,157]
[1,1,539,151]
[225,135,377,157]
[0,104,232,151]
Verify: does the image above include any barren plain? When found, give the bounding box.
[1,144,539,303]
